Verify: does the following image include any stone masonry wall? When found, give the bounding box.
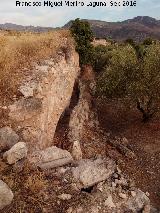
[8,46,79,151]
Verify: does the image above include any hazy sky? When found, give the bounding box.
[0,0,160,27]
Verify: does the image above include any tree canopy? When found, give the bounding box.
[70,18,94,66]
[97,43,160,121]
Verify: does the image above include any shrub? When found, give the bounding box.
[92,45,113,72]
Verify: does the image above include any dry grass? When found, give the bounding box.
[0,30,72,104]
[0,160,50,212]
[24,171,48,194]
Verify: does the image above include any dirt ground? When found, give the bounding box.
[96,99,160,209]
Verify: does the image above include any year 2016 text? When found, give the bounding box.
[110,1,136,7]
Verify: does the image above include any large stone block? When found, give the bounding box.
[72,158,116,189]
[29,146,73,169]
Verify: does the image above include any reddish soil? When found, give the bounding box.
[96,99,160,209]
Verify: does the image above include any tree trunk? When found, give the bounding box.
[136,101,153,122]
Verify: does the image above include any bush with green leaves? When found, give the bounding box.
[70,18,94,66]
[92,45,113,72]
[97,43,160,121]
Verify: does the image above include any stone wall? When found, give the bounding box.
[7,45,79,151]
[68,65,97,144]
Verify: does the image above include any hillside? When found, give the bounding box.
[64,16,160,41]
[0,23,54,32]
[1,16,160,41]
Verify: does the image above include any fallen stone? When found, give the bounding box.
[113,173,118,179]
[58,193,72,200]
[131,191,136,197]
[122,137,129,145]
[72,158,116,189]
[72,140,83,161]
[3,142,28,164]
[143,204,151,213]
[67,207,73,213]
[119,192,127,199]
[97,182,104,192]
[0,127,19,152]
[126,189,150,212]
[0,180,14,210]
[29,146,73,169]
[104,195,116,208]
[112,182,117,188]
[119,177,128,186]
[145,191,150,196]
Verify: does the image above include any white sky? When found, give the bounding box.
[0,0,159,27]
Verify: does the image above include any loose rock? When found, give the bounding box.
[104,195,116,208]
[3,142,28,164]
[126,189,150,212]
[0,180,14,210]
[143,204,151,213]
[72,158,116,189]
[0,127,19,152]
[72,140,83,161]
[131,191,136,197]
[58,193,72,200]
[119,192,127,199]
[29,146,73,169]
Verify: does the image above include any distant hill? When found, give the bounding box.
[64,16,160,41]
[0,23,54,32]
[0,16,160,41]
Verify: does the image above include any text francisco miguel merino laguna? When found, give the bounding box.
[16,0,137,7]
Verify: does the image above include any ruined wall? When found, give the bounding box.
[8,47,79,151]
[68,65,97,144]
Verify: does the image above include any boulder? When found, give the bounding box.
[0,180,14,210]
[29,146,73,169]
[72,158,116,189]
[3,142,28,164]
[0,127,19,152]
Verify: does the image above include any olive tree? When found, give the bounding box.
[97,44,160,121]
[70,18,94,66]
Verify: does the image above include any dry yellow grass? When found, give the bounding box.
[0,30,72,104]
[24,171,48,193]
